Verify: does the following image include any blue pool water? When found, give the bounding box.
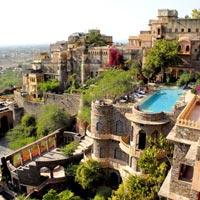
[139,88,183,113]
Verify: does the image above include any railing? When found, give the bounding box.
[178,95,196,119]
[6,130,59,167]
[119,136,132,155]
[177,95,200,129]
[177,118,200,129]
[26,177,66,198]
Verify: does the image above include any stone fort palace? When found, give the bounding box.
[1,9,200,200]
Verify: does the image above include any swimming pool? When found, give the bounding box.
[139,88,183,113]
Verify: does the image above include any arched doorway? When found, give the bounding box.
[40,167,51,178]
[0,116,8,136]
[53,165,65,178]
[109,171,121,189]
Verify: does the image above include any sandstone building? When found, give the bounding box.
[129,9,200,81]
[159,95,200,200]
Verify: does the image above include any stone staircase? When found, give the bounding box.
[73,136,93,155]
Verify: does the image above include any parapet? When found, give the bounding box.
[93,99,113,106]
[157,9,178,19]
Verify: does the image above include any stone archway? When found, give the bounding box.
[53,165,65,178]
[109,171,122,189]
[40,167,51,178]
[0,116,8,136]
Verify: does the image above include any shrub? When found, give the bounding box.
[61,141,78,156]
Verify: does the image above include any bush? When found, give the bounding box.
[94,186,112,200]
[61,141,78,156]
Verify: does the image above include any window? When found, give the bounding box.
[137,130,146,150]
[114,148,122,159]
[116,120,123,134]
[178,45,182,52]
[90,72,93,78]
[157,28,161,35]
[100,147,105,158]
[188,28,191,32]
[179,164,193,182]
[181,28,184,32]
[96,122,102,131]
[175,28,178,32]
[196,28,199,33]
[186,45,190,52]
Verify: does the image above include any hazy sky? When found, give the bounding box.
[0,0,199,46]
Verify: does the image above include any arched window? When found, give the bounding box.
[186,45,190,52]
[100,147,105,158]
[40,167,51,178]
[116,120,123,134]
[53,165,65,178]
[137,130,146,150]
[178,45,182,52]
[96,122,102,131]
[114,148,122,159]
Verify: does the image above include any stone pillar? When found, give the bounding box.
[46,140,49,152]
[37,144,41,156]
[81,53,85,86]
[29,149,33,161]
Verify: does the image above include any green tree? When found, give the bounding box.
[192,8,200,19]
[36,104,70,137]
[7,124,36,149]
[138,134,173,197]
[39,79,59,93]
[109,175,153,200]
[176,72,192,87]
[110,134,173,200]
[87,31,107,47]
[77,106,91,125]
[16,194,37,200]
[42,189,58,200]
[145,39,181,82]
[58,189,81,200]
[75,159,103,191]
[0,69,22,90]
[78,69,137,124]
[83,69,135,103]
[7,113,37,150]
[142,66,154,83]
[94,186,112,200]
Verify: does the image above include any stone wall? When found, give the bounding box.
[43,92,81,116]
[14,91,81,117]
[170,144,198,199]
[91,100,132,136]
[176,126,200,141]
